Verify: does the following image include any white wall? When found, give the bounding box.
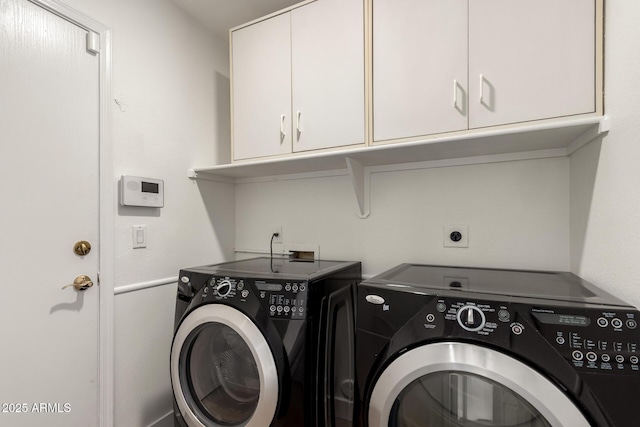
[59,0,234,425]
[570,1,640,309]
[236,157,571,277]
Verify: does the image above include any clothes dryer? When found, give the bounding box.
[356,264,640,427]
[171,257,360,427]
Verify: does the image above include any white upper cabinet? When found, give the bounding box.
[292,0,365,152]
[468,0,596,129]
[228,0,601,166]
[232,0,365,161]
[232,13,292,161]
[373,0,468,142]
[372,0,597,143]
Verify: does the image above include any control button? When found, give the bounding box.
[456,306,486,332]
[597,317,609,328]
[277,306,283,313]
[498,310,510,322]
[631,356,639,365]
[615,355,625,364]
[203,287,209,293]
[436,303,447,313]
[425,313,436,323]
[292,285,299,292]
[285,284,291,291]
[284,306,290,313]
[627,319,638,329]
[602,354,611,363]
[237,282,244,290]
[299,307,304,314]
[572,350,584,361]
[300,285,306,291]
[556,337,566,345]
[180,276,189,283]
[511,324,524,335]
[586,352,598,362]
[241,290,249,298]
[612,318,623,329]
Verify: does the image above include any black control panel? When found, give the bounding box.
[198,276,309,320]
[423,297,518,337]
[419,298,640,374]
[254,279,308,319]
[533,307,640,374]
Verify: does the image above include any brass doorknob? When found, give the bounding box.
[62,275,94,291]
[73,241,92,256]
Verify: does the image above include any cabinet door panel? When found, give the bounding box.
[469,0,595,129]
[291,0,365,152]
[373,0,468,142]
[232,13,292,160]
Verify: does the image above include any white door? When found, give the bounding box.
[0,0,100,426]
[468,0,595,129]
[232,12,292,161]
[372,0,468,142]
[291,0,365,152]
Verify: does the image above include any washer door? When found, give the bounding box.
[171,304,279,427]
[368,342,590,427]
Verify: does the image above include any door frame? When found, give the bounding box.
[27,1,114,425]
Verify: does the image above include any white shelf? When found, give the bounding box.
[190,115,610,217]
[192,116,609,179]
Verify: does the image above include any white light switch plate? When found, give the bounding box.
[132,225,147,249]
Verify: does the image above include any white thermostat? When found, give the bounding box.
[120,175,164,208]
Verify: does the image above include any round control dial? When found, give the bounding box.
[215,279,234,297]
[457,305,486,332]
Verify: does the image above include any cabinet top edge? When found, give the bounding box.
[229,0,317,34]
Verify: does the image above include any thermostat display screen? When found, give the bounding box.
[142,182,159,194]
[120,175,164,208]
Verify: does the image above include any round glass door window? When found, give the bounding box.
[390,371,551,427]
[182,323,261,426]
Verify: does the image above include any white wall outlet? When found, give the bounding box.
[444,225,469,248]
[132,225,147,249]
[271,226,283,243]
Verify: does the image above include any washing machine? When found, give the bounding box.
[355,263,640,427]
[171,257,360,427]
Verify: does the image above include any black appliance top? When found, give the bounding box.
[185,257,359,281]
[364,263,631,308]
